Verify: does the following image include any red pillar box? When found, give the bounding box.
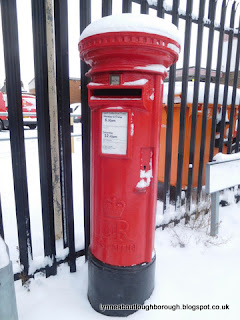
[79,14,181,316]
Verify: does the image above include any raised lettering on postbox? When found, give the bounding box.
[96,197,135,252]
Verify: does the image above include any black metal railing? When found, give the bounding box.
[0,0,239,282]
[1,0,33,278]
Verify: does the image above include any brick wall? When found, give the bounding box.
[220,72,240,88]
[29,88,35,94]
[69,79,81,104]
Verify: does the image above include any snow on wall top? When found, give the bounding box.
[0,236,9,269]
[79,13,182,45]
[163,81,240,105]
[213,152,240,162]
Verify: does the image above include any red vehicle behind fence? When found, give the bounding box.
[0,92,37,131]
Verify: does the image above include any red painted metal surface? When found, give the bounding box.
[22,94,37,119]
[79,31,180,266]
[0,92,7,121]
[0,93,36,121]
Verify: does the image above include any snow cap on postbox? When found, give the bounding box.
[79,13,181,77]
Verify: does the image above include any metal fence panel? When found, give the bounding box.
[163,0,180,210]
[54,0,76,273]
[218,2,236,152]
[209,0,227,161]
[80,0,91,261]
[31,0,57,277]
[186,0,206,214]
[0,0,240,282]
[175,0,193,208]
[1,0,32,278]
[197,0,217,200]
[228,19,240,154]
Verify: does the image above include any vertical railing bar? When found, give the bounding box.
[1,0,32,277]
[197,0,217,199]
[122,0,132,13]
[209,0,227,161]
[54,0,76,273]
[102,0,112,17]
[46,0,63,248]
[175,0,193,208]
[80,0,91,260]
[186,0,206,214]
[227,17,240,153]
[53,6,67,252]
[0,195,4,240]
[218,2,236,152]
[157,0,165,18]
[163,0,180,210]
[31,0,57,277]
[140,0,149,14]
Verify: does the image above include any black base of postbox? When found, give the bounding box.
[88,249,156,317]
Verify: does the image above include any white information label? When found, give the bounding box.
[102,112,128,155]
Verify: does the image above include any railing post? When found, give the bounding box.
[218,2,236,152]
[186,0,206,216]
[102,0,112,17]
[122,0,132,13]
[210,192,219,236]
[163,0,180,210]
[209,0,227,161]
[54,0,76,273]
[197,0,217,201]
[80,0,91,260]
[46,0,63,241]
[157,0,165,18]
[175,0,193,208]
[227,18,240,154]
[31,0,57,277]
[140,0,149,14]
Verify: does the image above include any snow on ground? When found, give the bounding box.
[14,201,240,320]
[0,124,84,273]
